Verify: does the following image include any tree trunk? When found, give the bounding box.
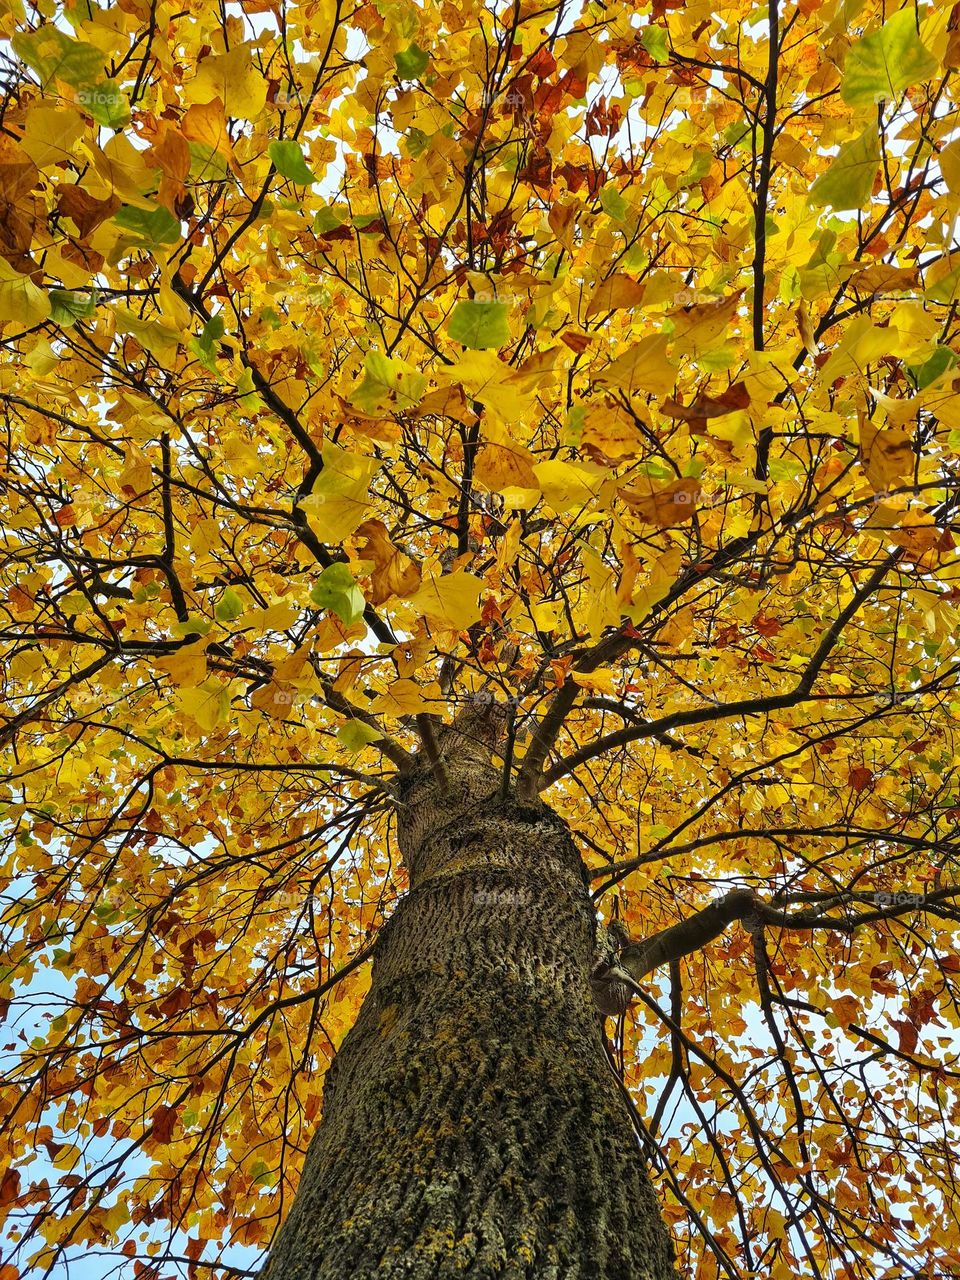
[259,712,678,1279]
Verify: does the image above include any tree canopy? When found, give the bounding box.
[1,0,960,1275]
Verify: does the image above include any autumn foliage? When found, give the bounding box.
[1,0,960,1274]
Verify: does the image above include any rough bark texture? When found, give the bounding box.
[259,710,678,1279]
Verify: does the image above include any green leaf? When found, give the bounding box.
[926,260,960,305]
[214,587,245,623]
[404,127,429,159]
[767,455,806,482]
[172,617,213,639]
[352,350,426,413]
[447,299,511,349]
[394,44,430,79]
[49,288,97,327]
[200,314,225,348]
[309,563,366,624]
[562,405,586,446]
[77,79,129,128]
[314,204,348,233]
[723,119,751,149]
[808,126,880,211]
[841,8,937,108]
[113,203,182,248]
[236,365,261,411]
[599,184,628,222]
[190,313,225,372]
[268,140,317,185]
[337,720,383,754]
[641,26,669,64]
[12,26,105,88]
[188,140,231,182]
[679,148,712,188]
[907,345,958,390]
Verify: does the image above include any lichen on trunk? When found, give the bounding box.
[259,709,678,1279]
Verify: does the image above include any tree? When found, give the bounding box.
[1,0,959,1274]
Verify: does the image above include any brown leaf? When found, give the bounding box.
[891,1019,919,1055]
[56,185,121,239]
[660,381,750,420]
[618,477,700,527]
[354,519,421,603]
[0,1168,20,1210]
[847,766,874,793]
[149,1105,178,1144]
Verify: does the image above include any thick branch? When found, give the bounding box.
[620,889,757,981]
[414,713,450,792]
[605,882,960,995]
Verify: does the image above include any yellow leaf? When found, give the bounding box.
[580,546,620,637]
[859,416,915,493]
[299,443,382,544]
[246,600,301,633]
[186,44,267,120]
[0,260,50,334]
[441,350,531,422]
[156,647,207,687]
[709,409,756,459]
[354,519,421,603]
[584,274,647,319]
[88,133,163,207]
[474,441,538,491]
[571,668,619,694]
[18,106,84,171]
[393,632,432,677]
[250,680,299,720]
[177,680,232,731]
[531,599,564,631]
[181,98,233,159]
[118,443,152,496]
[114,307,180,360]
[532,459,603,513]
[370,677,442,718]
[618,477,700,526]
[632,545,686,619]
[407,568,483,630]
[595,333,676,397]
[666,290,744,356]
[580,403,648,462]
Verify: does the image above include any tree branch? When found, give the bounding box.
[618,888,758,981]
[414,713,450,793]
[541,553,900,790]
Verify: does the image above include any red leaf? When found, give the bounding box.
[754,612,782,637]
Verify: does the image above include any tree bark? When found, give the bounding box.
[259,711,678,1279]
